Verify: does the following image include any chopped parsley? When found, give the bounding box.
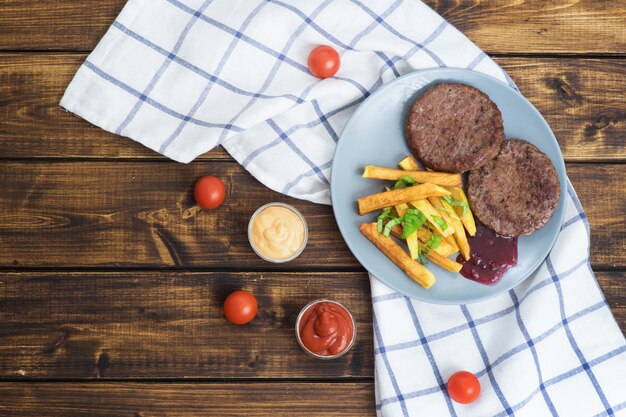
[431,215,448,231]
[442,195,469,217]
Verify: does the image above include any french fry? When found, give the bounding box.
[415,228,457,257]
[394,202,408,217]
[396,157,454,237]
[409,199,455,237]
[398,155,420,171]
[424,248,463,273]
[391,225,457,257]
[406,231,420,260]
[360,223,435,289]
[388,224,403,239]
[362,165,461,187]
[444,234,460,254]
[430,196,470,260]
[357,183,450,215]
[447,187,477,236]
[389,226,462,273]
[394,203,419,260]
[427,195,456,230]
[400,156,466,255]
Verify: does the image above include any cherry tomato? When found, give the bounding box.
[447,371,480,404]
[224,290,258,325]
[307,45,340,79]
[194,176,225,209]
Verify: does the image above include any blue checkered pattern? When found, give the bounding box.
[61,1,625,415]
[372,183,626,416]
[61,0,511,203]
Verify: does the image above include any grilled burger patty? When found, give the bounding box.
[468,139,560,237]
[405,83,504,173]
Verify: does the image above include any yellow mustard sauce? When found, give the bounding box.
[250,206,305,260]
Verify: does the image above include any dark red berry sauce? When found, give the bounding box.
[456,222,518,286]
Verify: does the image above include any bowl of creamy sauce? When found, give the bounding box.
[248,202,308,263]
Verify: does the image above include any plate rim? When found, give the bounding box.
[330,67,567,304]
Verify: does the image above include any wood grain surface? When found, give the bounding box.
[431,0,626,55]
[1,55,624,161]
[0,271,372,379]
[0,161,353,268]
[0,0,624,415]
[0,161,623,269]
[0,1,624,54]
[0,382,375,416]
[0,54,229,160]
[0,271,622,380]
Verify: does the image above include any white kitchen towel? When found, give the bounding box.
[371,183,626,416]
[60,1,626,416]
[60,0,511,204]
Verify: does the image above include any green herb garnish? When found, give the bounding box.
[392,175,416,190]
[434,205,460,220]
[416,234,442,264]
[424,234,442,250]
[392,180,407,190]
[377,208,392,233]
[431,215,448,231]
[401,209,427,238]
[442,195,469,217]
[383,217,403,237]
[417,249,428,265]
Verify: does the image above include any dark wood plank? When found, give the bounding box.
[1,55,624,161]
[0,54,231,160]
[0,271,371,379]
[0,1,624,54]
[496,58,626,162]
[0,271,621,380]
[0,161,623,269]
[0,382,375,416]
[0,0,126,51]
[0,161,356,268]
[569,164,626,269]
[428,0,626,55]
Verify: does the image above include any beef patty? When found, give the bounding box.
[405,83,504,173]
[468,139,560,237]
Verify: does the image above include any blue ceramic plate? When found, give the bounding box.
[331,68,567,304]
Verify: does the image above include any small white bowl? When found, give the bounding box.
[247,202,308,263]
[295,299,357,360]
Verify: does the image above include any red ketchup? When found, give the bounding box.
[457,222,518,285]
[298,301,355,357]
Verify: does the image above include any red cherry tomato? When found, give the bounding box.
[194,176,225,209]
[224,290,258,325]
[307,45,340,79]
[447,371,480,404]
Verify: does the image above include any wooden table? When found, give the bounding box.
[0,1,624,415]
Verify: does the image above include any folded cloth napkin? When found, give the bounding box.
[61,0,626,415]
[372,185,626,416]
[60,0,510,204]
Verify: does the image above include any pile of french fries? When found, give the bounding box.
[358,156,477,289]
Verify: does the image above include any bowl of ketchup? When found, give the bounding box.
[295,299,356,360]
